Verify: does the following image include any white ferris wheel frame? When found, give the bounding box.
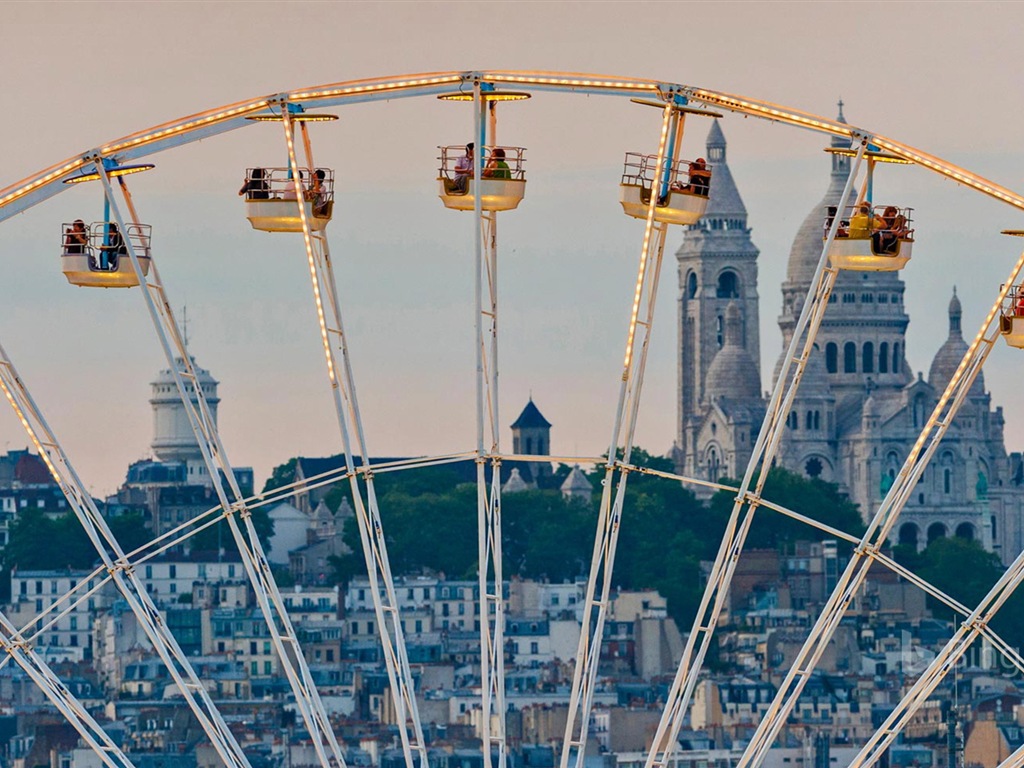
[0,70,1022,768]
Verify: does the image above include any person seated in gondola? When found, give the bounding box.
[238,167,270,200]
[483,148,511,180]
[848,202,884,240]
[64,220,88,254]
[281,170,306,202]
[451,142,474,194]
[310,169,329,216]
[100,223,128,270]
[688,157,711,197]
[1015,287,1024,318]
[873,206,910,255]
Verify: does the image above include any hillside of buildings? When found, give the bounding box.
[4,436,1024,768]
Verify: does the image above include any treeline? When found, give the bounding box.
[307,450,868,628]
[6,450,1015,641]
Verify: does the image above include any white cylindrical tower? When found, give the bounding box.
[150,357,220,464]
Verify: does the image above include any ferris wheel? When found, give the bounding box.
[3,70,1024,768]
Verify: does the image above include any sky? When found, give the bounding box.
[2,1,1024,497]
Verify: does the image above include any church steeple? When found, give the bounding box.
[830,99,852,177]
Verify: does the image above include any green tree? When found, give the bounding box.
[263,457,298,495]
[108,511,153,555]
[895,536,1012,630]
[187,505,274,554]
[708,467,865,551]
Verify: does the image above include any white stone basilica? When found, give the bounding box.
[673,107,1024,565]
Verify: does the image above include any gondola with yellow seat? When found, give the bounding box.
[825,146,915,272]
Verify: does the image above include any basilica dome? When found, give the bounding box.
[786,105,856,287]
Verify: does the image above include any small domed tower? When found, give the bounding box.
[929,289,985,398]
[690,303,766,487]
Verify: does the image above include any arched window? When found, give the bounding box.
[898,523,919,550]
[716,270,739,299]
[893,343,901,373]
[686,271,698,299]
[927,523,947,544]
[706,447,721,481]
[844,342,856,373]
[879,342,889,374]
[813,411,821,430]
[944,468,951,494]
[788,412,798,430]
[862,342,874,373]
[913,394,926,429]
[716,315,724,347]
[825,343,838,374]
[955,523,975,541]
[806,410,813,430]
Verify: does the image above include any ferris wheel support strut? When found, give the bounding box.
[559,100,678,768]
[798,251,1024,768]
[643,140,866,768]
[94,163,348,768]
[0,343,252,768]
[472,82,508,768]
[280,114,429,768]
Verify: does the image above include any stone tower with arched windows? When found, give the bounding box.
[674,120,762,482]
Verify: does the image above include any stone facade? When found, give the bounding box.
[676,108,1024,564]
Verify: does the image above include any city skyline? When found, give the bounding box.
[2,3,1024,495]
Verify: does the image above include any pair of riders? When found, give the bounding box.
[452,143,511,193]
[848,202,909,254]
[64,221,128,270]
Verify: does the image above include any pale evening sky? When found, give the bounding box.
[1,2,1023,496]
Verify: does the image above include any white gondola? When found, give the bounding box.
[619,152,711,225]
[826,204,914,272]
[1001,285,1024,348]
[61,222,151,288]
[437,145,526,212]
[242,167,334,232]
[1001,315,1024,348]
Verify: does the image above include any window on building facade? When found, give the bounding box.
[862,342,874,373]
[717,271,739,299]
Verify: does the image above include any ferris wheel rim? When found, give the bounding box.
[2,69,1024,224]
